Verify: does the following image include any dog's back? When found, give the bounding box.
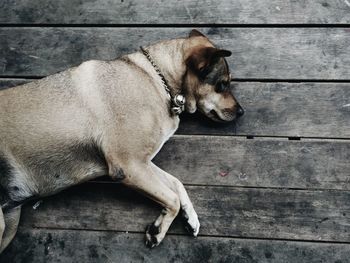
[0,55,169,206]
[0,64,107,206]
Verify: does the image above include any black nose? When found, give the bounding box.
[236,105,244,117]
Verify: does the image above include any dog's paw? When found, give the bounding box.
[182,208,200,237]
[145,223,161,248]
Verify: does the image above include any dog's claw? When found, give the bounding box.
[145,239,157,249]
[185,220,200,237]
[182,209,200,237]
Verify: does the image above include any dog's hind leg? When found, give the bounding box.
[113,160,180,248]
[0,206,21,253]
[150,163,200,236]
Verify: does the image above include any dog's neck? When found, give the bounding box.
[144,39,187,96]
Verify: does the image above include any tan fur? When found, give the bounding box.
[0,29,242,251]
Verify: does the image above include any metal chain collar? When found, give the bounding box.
[140,46,186,115]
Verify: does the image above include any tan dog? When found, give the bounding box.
[0,29,244,251]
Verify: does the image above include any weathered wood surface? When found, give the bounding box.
[1,79,350,138]
[1,229,350,263]
[1,4,350,261]
[1,28,350,79]
[20,183,350,242]
[1,0,350,24]
[179,82,350,138]
[154,136,350,190]
[0,78,28,90]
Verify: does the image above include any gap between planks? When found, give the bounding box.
[88,180,350,193]
[23,226,350,245]
[2,76,350,83]
[1,24,350,28]
[171,134,350,143]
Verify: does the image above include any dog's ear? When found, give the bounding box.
[186,47,232,75]
[189,29,207,38]
[215,49,232,58]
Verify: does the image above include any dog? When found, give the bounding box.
[0,29,244,251]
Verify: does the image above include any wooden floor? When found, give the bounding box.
[0,1,350,262]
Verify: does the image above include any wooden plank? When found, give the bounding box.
[0,0,350,24]
[178,82,350,138]
[20,183,350,242]
[1,79,350,138]
[1,28,350,79]
[1,229,350,263]
[154,136,350,190]
[0,78,29,90]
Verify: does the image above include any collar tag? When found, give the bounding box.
[171,94,186,115]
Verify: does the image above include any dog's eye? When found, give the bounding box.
[215,81,229,93]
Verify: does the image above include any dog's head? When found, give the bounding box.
[183,29,244,122]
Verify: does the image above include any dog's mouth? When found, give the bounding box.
[208,109,236,123]
[209,110,227,123]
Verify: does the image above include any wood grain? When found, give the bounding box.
[1,28,350,79]
[20,183,350,242]
[1,1,349,261]
[154,136,350,190]
[1,79,350,138]
[179,82,350,138]
[0,0,349,24]
[1,228,350,263]
[0,78,29,90]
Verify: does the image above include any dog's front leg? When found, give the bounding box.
[150,163,200,236]
[108,160,180,248]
